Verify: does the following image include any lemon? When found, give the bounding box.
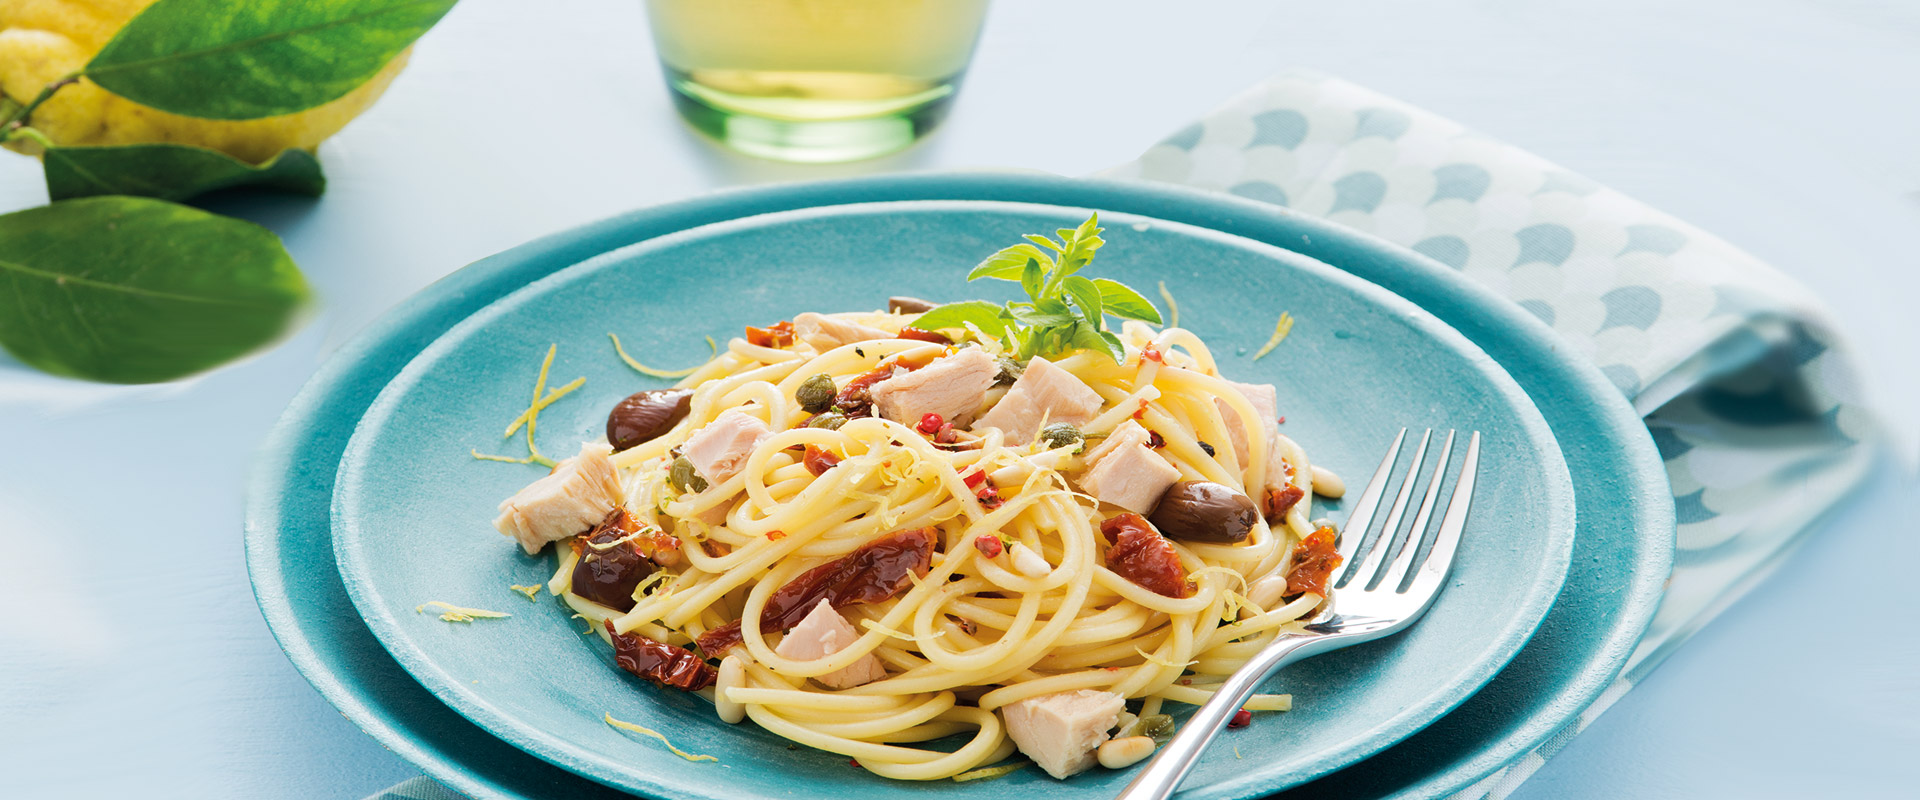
[0,0,408,163]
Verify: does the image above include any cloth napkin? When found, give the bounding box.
[1100,70,1879,798]
[367,71,1879,800]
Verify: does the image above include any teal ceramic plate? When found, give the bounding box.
[331,200,1572,799]
[246,173,1672,800]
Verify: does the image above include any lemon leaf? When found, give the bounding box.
[0,197,310,383]
[42,144,324,202]
[84,0,457,120]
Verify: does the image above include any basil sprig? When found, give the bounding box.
[910,214,1163,363]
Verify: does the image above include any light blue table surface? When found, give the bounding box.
[1,2,1914,798]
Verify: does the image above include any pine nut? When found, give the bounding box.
[1309,464,1345,498]
[1010,542,1050,576]
[1098,735,1156,769]
[715,654,746,724]
[1247,573,1289,611]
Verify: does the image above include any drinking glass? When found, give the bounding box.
[643,0,991,163]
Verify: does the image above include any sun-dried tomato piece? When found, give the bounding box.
[745,321,796,348]
[571,509,656,612]
[605,621,717,691]
[695,620,743,658]
[1285,525,1343,598]
[762,527,935,632]
[1264,484,1306,520]
[695,528,935,655]
[896,327,950,344]
[803,445,841,476]
[1100,513,1191,598]
[830,352,937,416]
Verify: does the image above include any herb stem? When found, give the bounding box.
[1,72,81,138]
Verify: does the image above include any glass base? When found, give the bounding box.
[666,74,958,163]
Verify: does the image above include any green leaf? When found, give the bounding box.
[1019,256,1045,301]
[1023,234,1063,253]
[968,243,1052,282]
[911,301,1009,336]
[83,0,457,120]
[1052,214,1106,282]
[43,143,324,201]
[1068,322,1125,364]
[1092,278,1163,324]
[1062,276,1103,326]
[0,196,312,383]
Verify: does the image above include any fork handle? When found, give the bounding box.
[1113,632,1331,800]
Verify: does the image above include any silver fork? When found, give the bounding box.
[1114,429,1481,800]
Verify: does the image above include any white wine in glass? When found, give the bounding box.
[644,0,991,163]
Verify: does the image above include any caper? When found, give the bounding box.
[795,373,836,413]
[1039,423,1082,450]
[806,411,848,430]
[994,355,1025,386]
[1118,713,1176,744]
[669,456,708,494]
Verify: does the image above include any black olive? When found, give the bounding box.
[888,296,938,314]
[607,389,693,452]
[571,510,656,611]
[1149,481,1258,544]
[1198,441,1216,457]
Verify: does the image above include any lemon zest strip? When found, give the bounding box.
[416,601,510,623]
[609,332,716,379]
[504,377,585,437]
[604,713,718,762]
[509,584,542,601]
[1251,311,1295,361]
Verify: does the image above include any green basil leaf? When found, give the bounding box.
[84,0,456,120]
[1006,304,1074,327]
[1092,278,1164,323]
[911,300,1009,336]
[1023,233,1063,253]
[1063,275,1103,325]
[1068,323,1124,364]
[1019,256,1045,301]
[967,243,1052,282]
[1053,217,1105,280]
[43,143,323,201]
[0,196,311,383]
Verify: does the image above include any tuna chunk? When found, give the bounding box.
[871,346,997,425]
[1080,421,1179,513]
[1214,380,1278,468]
[794,312,891,352]
[681,409,772,486]
[493,442,623,554]
[1003,689,1126,779]
[773,599,887,689]
[973,355,1104,442]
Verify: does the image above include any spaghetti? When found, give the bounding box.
[487,218,1342,781]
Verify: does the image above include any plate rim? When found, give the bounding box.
[245,171,1673,800]
[328,198,1578,800]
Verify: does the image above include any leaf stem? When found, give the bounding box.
[1,72,81,138]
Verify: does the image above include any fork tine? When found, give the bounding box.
[1401,432,1479,603]
[1381,430,1456,592]
[1331,428,1407,570]
[1341,429,1433,590]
